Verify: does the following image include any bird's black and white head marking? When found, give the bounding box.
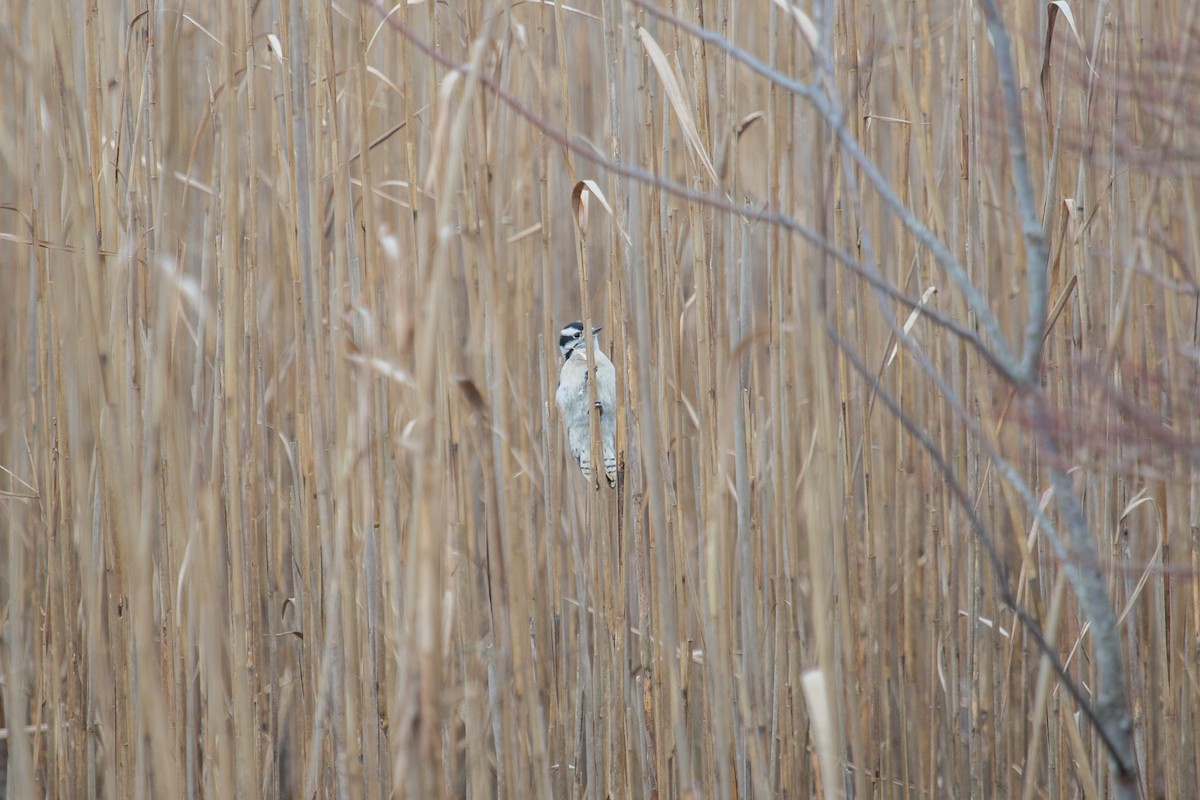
[558,321,602,361]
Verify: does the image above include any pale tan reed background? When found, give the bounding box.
[0,0,1197,797]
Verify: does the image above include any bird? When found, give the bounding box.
[555,321,617,487]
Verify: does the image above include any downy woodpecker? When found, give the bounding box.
[556,322,617,487]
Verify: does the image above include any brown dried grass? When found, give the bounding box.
[0,0,1197,797]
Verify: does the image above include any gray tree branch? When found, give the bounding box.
[977,0,1053,384]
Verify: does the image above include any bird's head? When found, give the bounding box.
[558,321,602,361]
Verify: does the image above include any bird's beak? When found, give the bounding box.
[592,326,603,335]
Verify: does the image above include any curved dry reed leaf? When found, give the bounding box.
[569,178,633,246]
[735,110,765,139]
[181,12,223,46]
[346,353,416,386]
[571,180,591,238]
[1048,1,1086,50]
[769,0,820,52]
[582,179,611,216]
[886,285,938,366]
[510,0,602,23]
[1041,1,1095,130]
[366,66,403,98]
[637,26,720,186]
[1115,523,1164,629]
[1118,488,1152,522]
[367,2,420,52]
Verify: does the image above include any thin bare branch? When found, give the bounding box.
[977,0,1053,384]
[626,0,1022,379]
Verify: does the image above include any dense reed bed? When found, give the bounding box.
[1,0,1197,797]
